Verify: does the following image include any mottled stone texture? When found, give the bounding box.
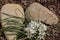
[25,2,59,25]
[1,4,24,40]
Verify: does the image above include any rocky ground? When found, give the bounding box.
[0,0,60,40]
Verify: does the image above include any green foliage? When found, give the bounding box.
[2,13,27,40]
[2,13,46,40]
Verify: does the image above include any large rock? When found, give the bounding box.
[1,4,24,40]
[1,4,24,20]
[25,2,59,25]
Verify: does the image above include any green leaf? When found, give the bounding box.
[2,13,24,20]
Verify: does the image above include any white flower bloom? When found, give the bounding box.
[24,21,47,39]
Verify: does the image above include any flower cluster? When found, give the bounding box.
[25,21,47,40]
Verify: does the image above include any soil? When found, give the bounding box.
[0,0,60,40]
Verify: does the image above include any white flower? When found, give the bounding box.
[25,27,36,34]
[24,21,47,39]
